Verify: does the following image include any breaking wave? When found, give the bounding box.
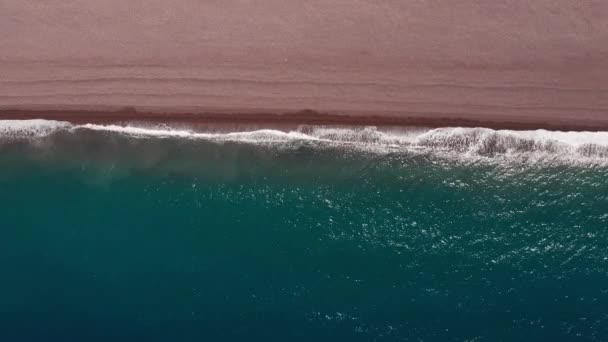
[1,119,608,162]
[0,119,71,139]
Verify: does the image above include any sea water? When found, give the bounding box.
[0,120,607,341]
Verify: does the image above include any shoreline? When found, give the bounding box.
[2,108,608,132]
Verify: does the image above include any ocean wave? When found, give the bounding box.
[0,119,71,139]
[416,127,608,158]
[1,119,608,161]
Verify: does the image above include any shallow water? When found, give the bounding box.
[1,121,607,341]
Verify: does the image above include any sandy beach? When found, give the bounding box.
[1,0,607,130]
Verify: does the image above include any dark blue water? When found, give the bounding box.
[1,123,607,341]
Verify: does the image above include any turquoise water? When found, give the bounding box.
[1,122,607,341]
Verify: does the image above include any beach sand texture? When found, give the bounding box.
[1,0,607,127]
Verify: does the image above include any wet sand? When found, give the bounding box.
[1,1,607,130]
[2,108,608,132]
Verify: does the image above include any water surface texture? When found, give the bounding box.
[1,121,607,341]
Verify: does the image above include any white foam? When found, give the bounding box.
[80,123,317,142]
[2,119,608,162]
[415,127,608,158]
[512,129,608,147]
[80,123,196,138]
[0,119,72,138]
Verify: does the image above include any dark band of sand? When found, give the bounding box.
[2,108,608,132]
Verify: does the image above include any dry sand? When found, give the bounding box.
[1,0,607,129]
